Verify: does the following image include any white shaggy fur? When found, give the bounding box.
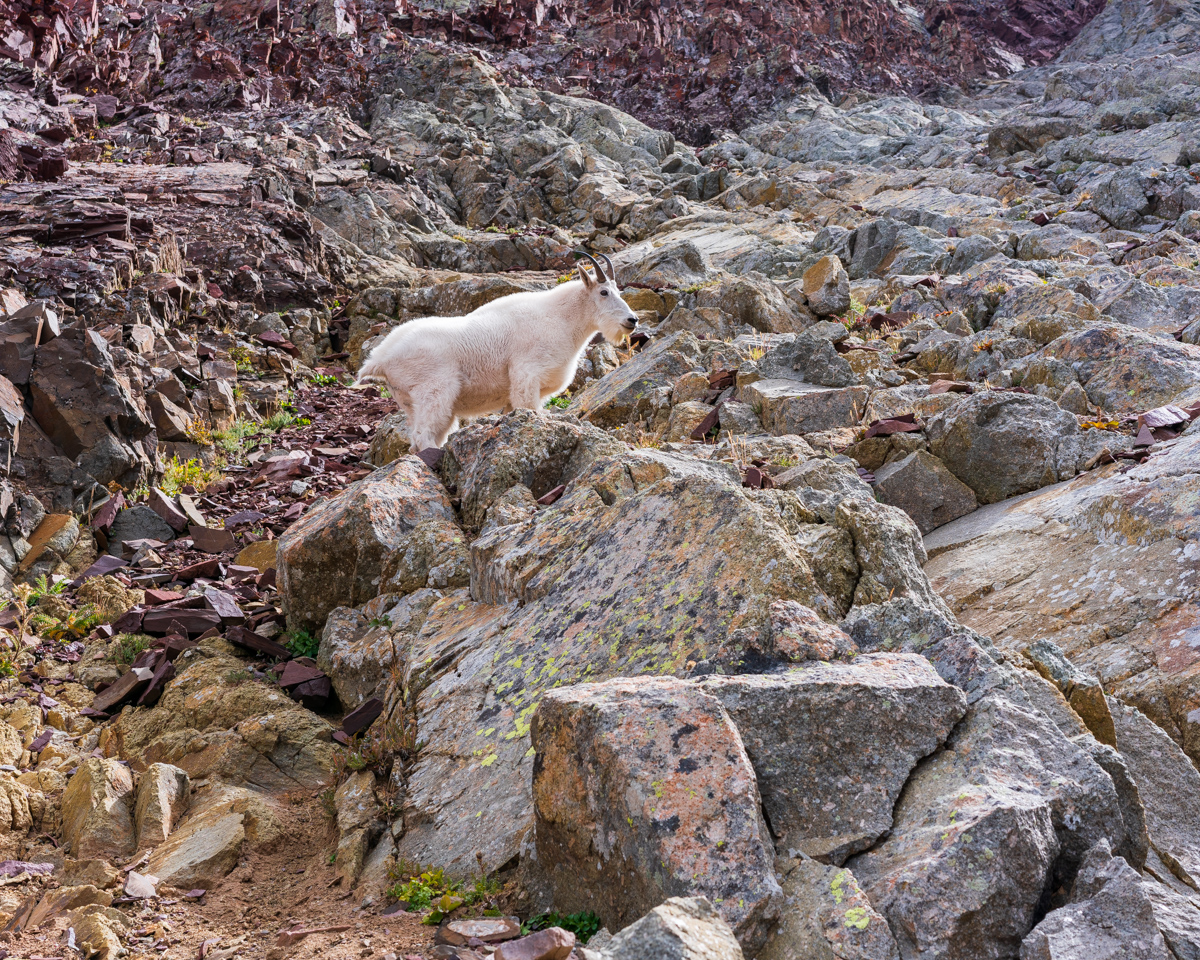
[356,259,638,451]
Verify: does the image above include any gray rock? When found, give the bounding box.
[598,897,744,960]
[926,392,1082,504]
[741,380,868,435]
[873,450,978,535]
[1019,841,1169,960]
[760,860,899,960]
[572,332,703,429]
[442,410,624,529]
[1142,879,1200,960]
[718,401,763,436]
[277,456,460,633]
[698,653,966,864]
[531,677,782,953]
[106,505,176,555]
[802,255,851,317]
[1109,698,1200,891]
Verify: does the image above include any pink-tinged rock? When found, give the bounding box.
[531,677,781,954]
[493,927,575,960]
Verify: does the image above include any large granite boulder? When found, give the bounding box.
[926,392,1083,504]
[278,456,460,633]
[698,654,967,864]
[531,677,781,953]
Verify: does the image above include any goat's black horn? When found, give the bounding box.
[576,250,606,280]
[598,253,616,281]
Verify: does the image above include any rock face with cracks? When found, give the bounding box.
[698,654,967,865]
[530,677,781,953]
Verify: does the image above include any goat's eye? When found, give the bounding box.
[600,290,609,297]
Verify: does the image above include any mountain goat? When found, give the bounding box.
[356,253,638,452]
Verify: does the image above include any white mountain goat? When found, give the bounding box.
[355,253,638,452]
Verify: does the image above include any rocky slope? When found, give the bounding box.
[1,0,1200,958]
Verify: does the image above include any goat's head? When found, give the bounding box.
[577,252,638,343]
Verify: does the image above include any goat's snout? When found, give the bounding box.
[622,317,637,331]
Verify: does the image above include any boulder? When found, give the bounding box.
[441,409,623,529]
[873,451,978,534]
[394,442,905,876]
[61,758,136,861]
[277,455,459,633]
[531,677,781,952]
[147,390,192,442]
[802,255,851,317]
[595,897,744,960]
[740,380,869,435]
[1109,699,1200,891]
[106,505,176,556]
[318,591,440,709]
[571,332,703,429]
[145,795,244,889]
[699,654,966,864]
[759,860,899,960]
[763,600,858,663]
[1019,841,1169,960]
[926,392,1082,504]
[850,640,1127,960]
[494,928,576,960]
[133,762,190,850]
[28,326,152,468]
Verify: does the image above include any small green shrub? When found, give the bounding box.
[283,629,320,659]
[544,396,571,409]
[112,633,152,665]
[522,911,602,942]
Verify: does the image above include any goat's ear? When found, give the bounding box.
[577,264,596,288]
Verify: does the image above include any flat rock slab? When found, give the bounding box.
[740,379,869,435]
[532,676,782,954]
[699,653,967,864]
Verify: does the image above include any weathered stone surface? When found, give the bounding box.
[926,392,1083,504]
[392,435,935,877]
[699,654,966,864]
[597,897,745,960]
[318,591,439,709]
[802,255,851,318]
[441,409,623,529]
[494,927,575,960]
[741,380,869,435]
[849,639,1126,960]
[873,450,978,534]
[925,430,1200,769]
[760,861,899,960]
[1019,840,1170,960]
[106,505,176,555]
[1109,699,1200,891]
[61,758,136,861]
[763,600,858,663]
[571,332,703,429]
[100,647,336,792]
[531,677,781,951]
[145,791,246,889]
[134,762,190,850]
[277,456,459,633]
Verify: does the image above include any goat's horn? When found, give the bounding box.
[577,251,606,280]
[598,253,616,281]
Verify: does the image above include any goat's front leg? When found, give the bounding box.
[508,373,542,412]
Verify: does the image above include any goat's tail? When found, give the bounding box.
[351,351,387,389]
